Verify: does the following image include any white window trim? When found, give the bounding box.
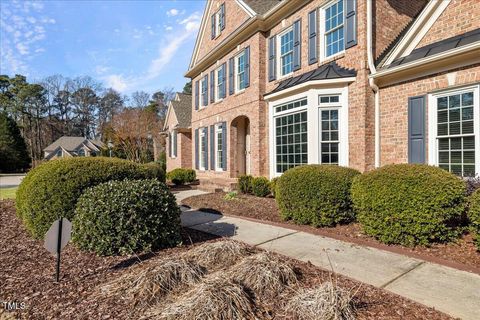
[268,86,349,178]
[215,66,223,102]
[214,9,222,38]
[171,130,177,159]
[215,123,224,171]
[199,128,206,170]
[319,0,345,62]
[428,84,480,177]
[276,26,294,79]
[234,51,246,93]
[200,78,207,108]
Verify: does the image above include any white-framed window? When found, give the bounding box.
[215,123,224,171]
[320,0,345,59]
[319,95,341,164]
[78,148,86,157]
[429,85,480,177]
[269,87,349,178]
[214,10,222,38]
[201,77,207,107]
[199,128,207,170]
[56,149,62,157]
[277,27,294,77]
[235,51,246,92]
[171,130,177,158]
[215,66,224,101]
[273,98,308,174]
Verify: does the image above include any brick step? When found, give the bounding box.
[197,176,238,192]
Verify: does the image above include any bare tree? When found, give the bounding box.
[130,90,150,109]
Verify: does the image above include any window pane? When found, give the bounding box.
[449,95,460,108]
[437,97,448,110]
[462,92,473,106]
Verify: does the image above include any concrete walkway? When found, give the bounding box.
[177,190,480,320]
[0,174,25,188]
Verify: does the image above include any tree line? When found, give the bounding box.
[0,73,192,169]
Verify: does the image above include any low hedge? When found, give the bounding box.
[468,189,480,250]
[167,168,196,185]
[140,162,166,182]
[72,179,181,255]
[351,164,466,246]
[251,177,271,197]
[16,157,150,239]
[269,177,279,198]
[276,165,360,227]
[238,175,253,194]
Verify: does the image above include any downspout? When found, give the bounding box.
[367,0,380,168]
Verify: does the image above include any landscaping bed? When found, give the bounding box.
[181,192,480,274]
[1,199,452,319]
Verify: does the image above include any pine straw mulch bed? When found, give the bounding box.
[181,192,480,274]
[1,199,453,319]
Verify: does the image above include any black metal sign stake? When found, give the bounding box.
[56,217,63,282]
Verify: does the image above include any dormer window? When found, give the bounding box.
[211,3,225,39]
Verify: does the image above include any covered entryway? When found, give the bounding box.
[230,116,250,177]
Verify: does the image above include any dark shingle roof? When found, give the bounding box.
[172,93,192,129]
[44,136,103,152]
[266,62,356,95]
[243,0,282,15]
[384,28,480,69]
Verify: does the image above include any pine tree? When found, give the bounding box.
[0,112,31,172]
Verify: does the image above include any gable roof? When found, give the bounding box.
[242,0,282,15]
[44,136,103,152]
[164,93,192,131]
[265,62,357,97]
[384,28,480,69]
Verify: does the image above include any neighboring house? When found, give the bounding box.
[44,136,104,160]
[184,0,480,190]
[164,93,193,171]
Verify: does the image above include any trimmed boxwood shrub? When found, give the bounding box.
[72,179,181,255]
[167,168,196,185]
[351,164,466,246]
[251,177,271,197]
[276,165,360,227]
[16,157,150,239]
[269,177,279,198]
[468,189,480,250]
[238,175,253,194]
[140,162,166,182]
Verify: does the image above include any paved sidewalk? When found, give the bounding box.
[177,191,480,320]
[0,174,25,188]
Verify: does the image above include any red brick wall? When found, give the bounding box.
[417,0,480,48]
[379,64,480,165]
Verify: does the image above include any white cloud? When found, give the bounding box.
[179,12,201,32]
[165,26,173,31]
[95,65,109,75]
[103,74,128,92]
[166,9,179,17]
[34,48,45,53]
[16,43,29,55]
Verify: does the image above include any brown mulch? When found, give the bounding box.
[0,199,455,319]
[181,192,480,274]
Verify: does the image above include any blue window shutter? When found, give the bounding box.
[210,70,215,103]
[194,81,199,110]
[308,10,318,64]
[221,63,227,98]
[211,14,216,39]
[293,19,301,71]
[173,130,177,157]
[210,125,215,170]
[220,3,225,30]
[203,75,208,106]
[229,57,234,95]
[408,96,426,164]
[204,127,209,170]
[194,128,199,169]
[222,121,227,170]
[345,0,357,49]
[168,132,171,157]
[268,36,276,82]
[244,46,250,88]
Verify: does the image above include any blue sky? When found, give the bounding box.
[0,0,206,94]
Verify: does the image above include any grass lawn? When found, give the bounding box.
[0,187,17,200]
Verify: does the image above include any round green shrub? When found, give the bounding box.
[468,189,480,250]
[276,165,360,227]
[16,157,150,239]
[140,162,166,182]
[251,177,271,197]
[167,168,196,185]
[72,179,181,255]
[238,175,253,194]
[351,164,466,246]
[269,177,279,198]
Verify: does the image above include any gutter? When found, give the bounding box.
[367,0,380,168]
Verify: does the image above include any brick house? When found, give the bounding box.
[164,92,193,170]
[183,0,480,190]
